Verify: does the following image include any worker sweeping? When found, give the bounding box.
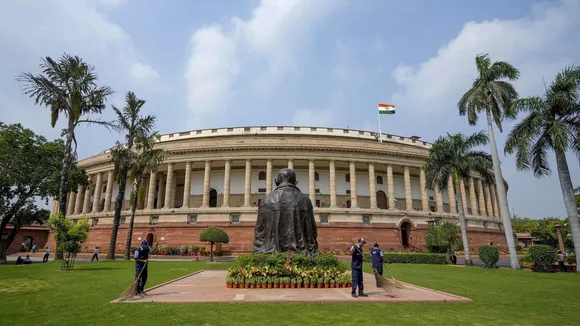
[370,242,384,287]
[349,238,368,298]
[134,239,150,297]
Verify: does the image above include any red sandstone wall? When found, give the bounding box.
[7,227,49,255]
[69,222,510,254]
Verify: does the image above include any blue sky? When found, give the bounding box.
[0,0,579,218]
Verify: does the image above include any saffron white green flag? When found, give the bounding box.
[378,103,395,114]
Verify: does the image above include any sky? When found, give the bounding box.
[0,0,579,219]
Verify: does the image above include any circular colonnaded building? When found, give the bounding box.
[50,126,510,254]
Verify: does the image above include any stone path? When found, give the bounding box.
[114,270,472,303]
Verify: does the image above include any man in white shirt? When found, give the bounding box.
[43,247,51,263]
[91,247,99,262]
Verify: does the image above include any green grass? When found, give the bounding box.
[0,261,578,325]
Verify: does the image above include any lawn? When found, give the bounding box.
[0,261,578,325]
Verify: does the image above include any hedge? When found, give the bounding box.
[529,245,556,272]
[363,252,447,264]
[479,245,500,269]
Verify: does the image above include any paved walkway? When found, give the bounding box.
[115,270,472,303]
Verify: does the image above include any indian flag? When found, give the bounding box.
[378,103,395,114]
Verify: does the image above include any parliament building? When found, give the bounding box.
[50,126,510,253]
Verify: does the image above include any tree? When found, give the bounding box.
[458,53,521,269]
[424,131,495,266]
[504,66,580,269]
[425,221,462,262]
[124,133,166,260]
[18,54,113,219]
[107,91,155,259]
[199,227,229,262]
[0,122,82,263]
[47,214,90,270]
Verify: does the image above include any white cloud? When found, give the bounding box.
[131,62,160,83]
[184,0,344,116]
[292,109,334,127]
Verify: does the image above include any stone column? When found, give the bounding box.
[164,163,174,209]
[329,160,337,207]
[147,171,157,209]
[266,159,273,193]
[82,177,92,214]
[201,161,211,208]
[404,166,413,211]
[447,176,456,214]
[469,177,478,216]
[67,192,76,216]
[477,179,487,216]
[223,160,231,207]
[420,169,429,212]
[92,172,103,213]
[349,161,358,208]
[182,162,192,208]
[170,174,177,208]
[157,175,165,209]
[288,159,294,170]
[244,159,252,207]
[435,187,444,212]
[484,184,493,217]
[387,164,395,209]
[490,184,498,218]
[308,160,316,204]
[459,178,468,214]
[74,186,84,215]
[103,171,114,212]
[368,163,377,209]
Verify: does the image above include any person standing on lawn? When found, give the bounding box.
[349,238,368,298]
[370,242,384,287]
[91,247,99,262]
[43,247,51,263]
[134,240,150,296]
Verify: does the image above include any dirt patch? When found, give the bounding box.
[0,278,51,293]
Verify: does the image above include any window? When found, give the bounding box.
[320,215,329,224]
[179,132,190,136]
[430,206,436,212]
[345,173,350,182]
[230,215,240,224]
[244,127,251,131]
[310,127,317,131]
[258,188,266,193]
[188,215,197,224]
[277,127,284,131]
[315,199,320,207]
[327,128,333,132]
[314,172,320,181]
[346,200,351,208]
[227,128,233,132]
[258,171,267,180]
[150,216,159,225]
[211,129,218,133]
[346,189,351,195]
[343,129,349,134]
[362,216,371,225]
[429,196,435,201]
[358,131,364,135]
[120,217,126,224]
[196,130,202,134]
[376,176,384,184]
[315,189,320,194]
[294,127,300,131]
[260,127,267,131]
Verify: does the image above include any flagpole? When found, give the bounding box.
[377,102,382,143]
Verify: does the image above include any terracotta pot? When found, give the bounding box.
[226,284,231,288]
[233,284,238,288]
[267,284,272,289]
[325,284,330,288]
[331,284,335,288]
[291,284,296,288]
[297,283,302,288]
[274,284,280,288]
[310,284,315,288]
[347,283,352,288]
[251,284,256,289]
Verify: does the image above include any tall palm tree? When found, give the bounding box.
[18,54,113,218]
[424,131,495,266]
[458,53,521,269]
[124,133,166,260]
[505,66,580,269]
[107,91,155,259]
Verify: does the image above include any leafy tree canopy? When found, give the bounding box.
[200,227,230,244]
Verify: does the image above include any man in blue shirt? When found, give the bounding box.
[349,238,368,298]
[134,240,151,296]
[370,242,384,287]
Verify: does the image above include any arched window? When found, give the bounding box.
[258,171,266,180]
[376,176,384,184]
[345,173,350,183]
[314,172,320,181]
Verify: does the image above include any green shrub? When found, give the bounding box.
[515,245,523,251]
[566,253,576,265]
[479,245,499,269]
[529,245,556,272]
[363,252,446,264]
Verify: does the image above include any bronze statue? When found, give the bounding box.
[253,168,319,255]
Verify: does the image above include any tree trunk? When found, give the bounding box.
[124,178,142,260]
[454,182,473,266]
[55,118,76,260]
[210,242,214,262]
[485,108,520,269]
[0,222,22,264]
[107,167,128,260]
[554,149,580,271]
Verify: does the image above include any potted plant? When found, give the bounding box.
[310,277,317,288]
[317,277,324,289]
[232,276,239,289]
[303,276,310,288]
[290,278,296,288]
[330,279,335,288]
[295,277,302,288]
[274,278,280,288]
[243,278,249,289]
[324,278,330,288]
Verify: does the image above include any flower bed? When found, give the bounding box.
[226,253,351,289]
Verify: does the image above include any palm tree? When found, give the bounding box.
[124,133,166,260]
[107,91,155,259]
[18,54,113,217]
[424,131,495,266]
[505,66,580,269]
[458,53,521,269]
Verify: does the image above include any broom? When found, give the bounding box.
[384,263,404,289]
[352,243,399,294]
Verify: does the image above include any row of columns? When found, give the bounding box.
[66,160,500,217]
